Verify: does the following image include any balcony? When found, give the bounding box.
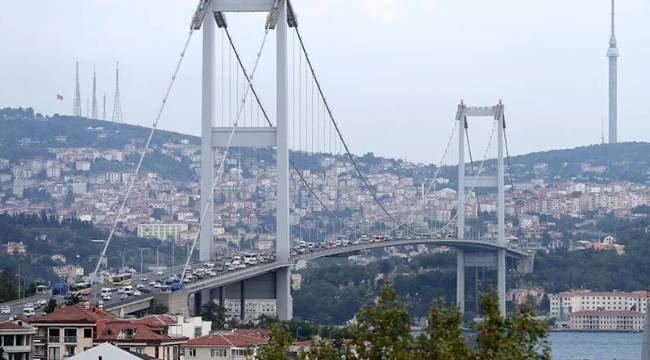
[63,336,77,343]
[48,336,60,343]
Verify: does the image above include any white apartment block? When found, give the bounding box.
[137,223,189,242]
[569,310,645,331]
[550,290,649,320]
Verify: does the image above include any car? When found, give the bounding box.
[148,281,157,287]
[140,288,151,294]
[140,277,149,282]
[182,278,191,283]
[23,306,35,317]
[36,299,47,307]
[153,282,162,288]
[120,293,128,300]
[102,294,112,301]
[209,271,217,276]
[156,271,164,275]
[133,290,142,296]
[0,305,10,314]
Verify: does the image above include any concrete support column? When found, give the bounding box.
[200,6,216,261]
[275,0,292,321]
[456,250,465,314]
[497,249,506,315]
[276,267,292,320]
[240,280,245,321]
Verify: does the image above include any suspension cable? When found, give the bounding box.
[221,20,359,232]
[293,27,405,231]
[503,118,520,234]
[90,24,197,286]
[181,0,279,282]
[464,122,482,214]
[434,120,498,236]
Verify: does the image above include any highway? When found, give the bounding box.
[0,236,528,316]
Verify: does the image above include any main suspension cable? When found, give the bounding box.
[181,1,279,282]
[221,21,358,232]
[293,27,405,231]
[90,23,197,286]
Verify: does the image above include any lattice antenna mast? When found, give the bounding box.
[91,66,98,119]
[73,59,82,116]
[102,93,107,120]
[111,61,123,122]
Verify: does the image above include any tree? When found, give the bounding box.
[475,292,550,360]
[44,297,57,313]
[199,302,226,330]
[414,302,472,360]
[65,293,83,306]
[299,340,341,360]
[347,285,414,360]
[256,324,293,360]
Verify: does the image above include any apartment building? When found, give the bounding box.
[549,290,650,320]
[137,223,189,243]
[568,310,645,331]
[29,304,116,360]
[0,319,37,360]
[181,332,267,360]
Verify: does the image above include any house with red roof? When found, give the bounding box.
[0,319,37,360]
[27,304,189,360]
[181,331,267,359]
[94,319,187,360]
[28,303,116,360]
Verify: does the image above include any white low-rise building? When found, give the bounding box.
[550,290,650,320]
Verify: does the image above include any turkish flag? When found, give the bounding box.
[56,94,64,100]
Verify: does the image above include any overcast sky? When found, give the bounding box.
[1,0,649,163]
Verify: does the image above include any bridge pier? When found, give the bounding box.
[456,250,465,314]
[457,249,507,316]
[276,266,292,321]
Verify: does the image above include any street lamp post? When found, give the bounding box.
[155,244,164,269]
[136,248,147,278]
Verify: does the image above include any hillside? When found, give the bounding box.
[3,107,650,185]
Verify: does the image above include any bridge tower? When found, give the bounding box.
[455,101,507,315]
[197,0,292,320]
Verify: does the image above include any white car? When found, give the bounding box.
[156,271,164,275]
[148,281,157,287]
[120,293,128,300]
[133,290,142,296]
[36,299,47,307]
[153,282,162,288]
[102,294,112,301]
[0,305,10,314]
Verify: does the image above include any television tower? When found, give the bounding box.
[73,60,82,116]
[91,66,98,119]
[111,62,123,122]
[607,0,619,143]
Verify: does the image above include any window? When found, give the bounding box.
[84,328,93,338]
[194,326,202,338]
[231,348,247,356]
[3,335,14,346]
[211,348,227,357]
[188,348,197,357]
[48,328,60,343]
[64,328,77,343]
[134,347,145,354]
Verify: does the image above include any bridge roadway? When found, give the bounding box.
[2,238,528,317]
[167,238,528,298]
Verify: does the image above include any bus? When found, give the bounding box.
[110,273,133,286]
[69,282,92,296]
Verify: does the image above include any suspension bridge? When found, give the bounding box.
[5,0,534,321]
